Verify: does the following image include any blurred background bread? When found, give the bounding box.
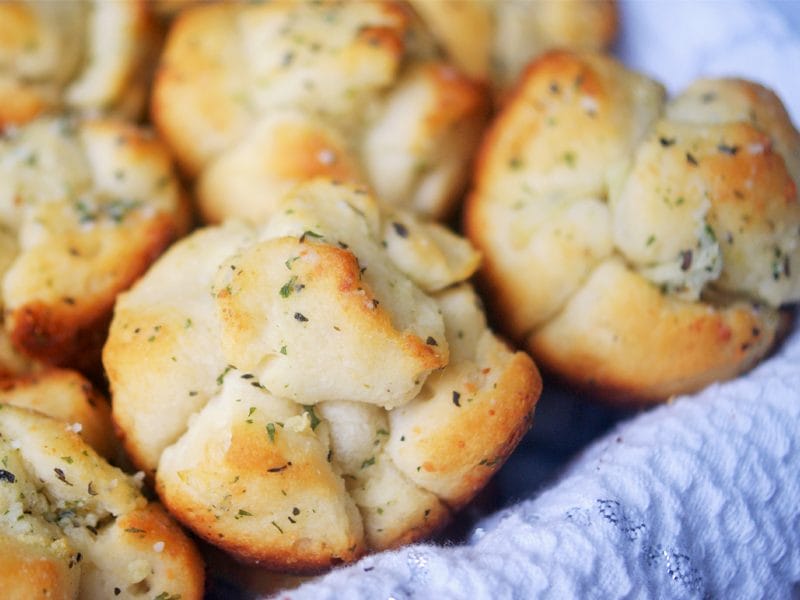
[0,404,204,600]
[409,0,618,98]
[152,0,488,222]
[0,0,158,128]
[0,116,190,375]
[104,179,541,572]
[465,50,800,403]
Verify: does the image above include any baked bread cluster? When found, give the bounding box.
[409,0,617,96]
[466,51,800,402]
[0,368,116,459]
[0,0,156,128]
[0,115,189,373]
[0,403,204,600]
[152,0,487,222]
[105,179,541,571]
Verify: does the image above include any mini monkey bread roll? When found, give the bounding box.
[105,179,541,572]
[0,116,190,374]
[409,0,617,96]
[465,51,800,403]
[152,0,488,222]
[0,368,116,459]
[0,404,204,600]
[0,0,157,127]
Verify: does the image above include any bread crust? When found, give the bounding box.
[529,259,781,402]
[465,51,800,403]
[0,533,78,600]
[0,368,116,458]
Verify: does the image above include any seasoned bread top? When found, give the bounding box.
[0,116,190,372]
[153,0,487,221]
[466,51,800,402]
[105,179,540,571]
[0,368,116,459]
[0,0,157,127]
[409,0,617,95]
[0,405,204,600]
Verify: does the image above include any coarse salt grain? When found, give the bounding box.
[317,149,336,165]
[580,96,599,114]
[153,541,165,553]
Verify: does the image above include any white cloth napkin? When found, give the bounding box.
[277,2,800,598]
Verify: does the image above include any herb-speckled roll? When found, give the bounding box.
[0,368,117,459]
[152,0,487,223]
[0,116,190,374]
[409,0,617,97]
[0,0,157,128]
[465,50,800,403]
[0,404,204,600]
[104,179,541,572]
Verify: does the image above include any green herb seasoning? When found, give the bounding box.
[280,276,298,298]
[216,365,234,385]
[302,405,321,430]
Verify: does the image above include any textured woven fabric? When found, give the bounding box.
[271,2,800,598]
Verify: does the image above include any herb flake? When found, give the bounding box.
[54,468,73,486]
[303,405,321,430]
[392,222,409,238]
[280,276,299,298]
[216,365,234,385]
[299,230,323,243]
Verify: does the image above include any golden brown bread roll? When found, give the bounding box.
[105,179,541,572]
[0,0,157,128]
[0,368,116,459]
[0,115,190,373]
[465,51,800,403]
[152,0,487,222]
[0,404,204,599]
[409,0,617,97]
